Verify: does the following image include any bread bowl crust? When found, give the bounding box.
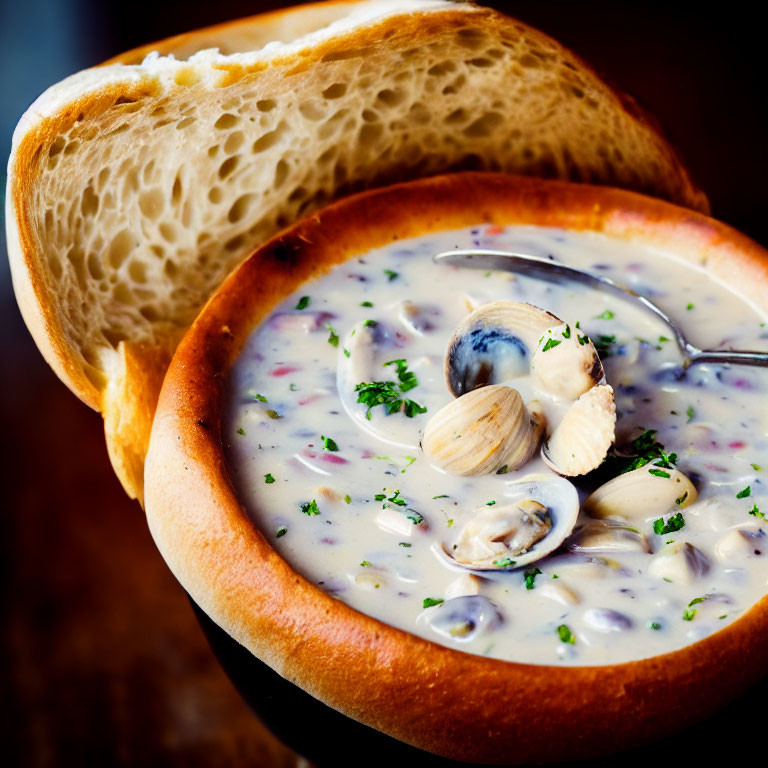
[145,172,768,764]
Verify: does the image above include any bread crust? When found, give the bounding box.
[145,172,768,764]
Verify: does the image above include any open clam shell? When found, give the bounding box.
[445,301,560,396]
[542,383,617,476]
[434,474,579,571]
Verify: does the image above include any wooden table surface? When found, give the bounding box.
[2,2,767,767]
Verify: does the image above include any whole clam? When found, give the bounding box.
[420,384,544,476]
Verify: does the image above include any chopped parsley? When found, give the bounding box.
[398,542,412,548]
[355,359,426,419]
[423,597,444,608]
[557,624,575,644]
[595,310,614,320]
[321,435,339,451]
[649,621,662,630]
[343,348,350,358]
[344,494,352,504]
[682,608,697,621]
[737,486,751,499]
[289,383,298,391]
[360,560,372,567]
[264,473,276,484]
[486,500,496,506]
[295,296,310,310]
[751,463,763,472]
[326,325,339,347]
[686,405,695,423]
[248,391,268,403]
[265,409,282,420]
[524,567,542,590]
[652,512,685,535]
[432,494,450,499]
[363,319,377,327]
[275,525,288,538]
[649,468,671,478]
[658,335,671,343]
[300,499,320,516]
[686,302,695,310]
[749,503,765,520]
[541,337,562,352]
[675,491,689,506]
[383,269,399,282]
[493,556,516,568]
[236,427,245,436]
[562,324,571,339]
[406,509,424,525]
[611,429,678,474]
[360,301,374,307]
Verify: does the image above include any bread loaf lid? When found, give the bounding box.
[5,0,707,502]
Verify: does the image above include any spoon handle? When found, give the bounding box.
[688,350,768,368]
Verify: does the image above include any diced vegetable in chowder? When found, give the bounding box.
[224,225,768,665]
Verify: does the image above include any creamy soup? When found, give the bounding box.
[224,225,768,666]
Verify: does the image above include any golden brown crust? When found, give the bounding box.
[145,173,768,763]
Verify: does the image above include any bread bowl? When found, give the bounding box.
[6,0,708,504]
[145,172,768,763]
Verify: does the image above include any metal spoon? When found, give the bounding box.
[433,249,768,369]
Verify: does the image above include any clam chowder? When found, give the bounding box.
[224,225,768,665]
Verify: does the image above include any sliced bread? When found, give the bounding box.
[5,0,707,502]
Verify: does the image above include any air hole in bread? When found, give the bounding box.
[252,123,286,153]
[274,159,289,188]
[87,252,104,280]
[427,61,456,77]
[322,82,347,99]
[214,113,239,130]
[223,131,245,154]
[208,186,223,204]
[464,111,503,138]
[176,117,197,130]
[128,260,148,284]
[171,173,183,204]
[159,222,178,243]
[139,188,164,220]
[376,89,405,107]
[218,156,239,179]
[256,99,276,112]
[80,185,99,217]
[109,230,134,269]
[299,101,325,121]
[228,194,254,223]
[467,57,494,68]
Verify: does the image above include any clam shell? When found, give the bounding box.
[583,464,697,522]
[420,384,542,476]
[648,542,710,584]
[435,474,579,571]
[568,519,652,554]
[445,301,560,396]
[543,384,616,476]
[530,322,603,400]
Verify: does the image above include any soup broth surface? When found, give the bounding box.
[225,225,768,665]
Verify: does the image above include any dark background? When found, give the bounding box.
[1,2,766,766]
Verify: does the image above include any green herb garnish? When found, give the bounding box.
[236,427,245,435]
[593,334,616,357]
[737,486,752,499]
[686,302,695,310]
[649,621,662,630]
[595,310,614,320]
[321,435,339,451]
[355,358,426,419]
[652,512,685,535]
[264,473,276,484]
[360,560,372,567]
[541,338,562,352]
[295,296,310,310]
[557,624,575,644]
[649,468,671,478]
[493,557,516,568]
[683,608,697,621]
[423,597,444,608]
[300,499,320,516]
[686,405,695,423]
[749,503,765,520]
[360,301,374,307]
[344,494,352,504]
[524,567,542,590]
[675,491,689,506]
[275,526,288,538]
[383,269,399,282]
[265,409,282,420]
[326,325,340,347]
[248,391,268,403]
